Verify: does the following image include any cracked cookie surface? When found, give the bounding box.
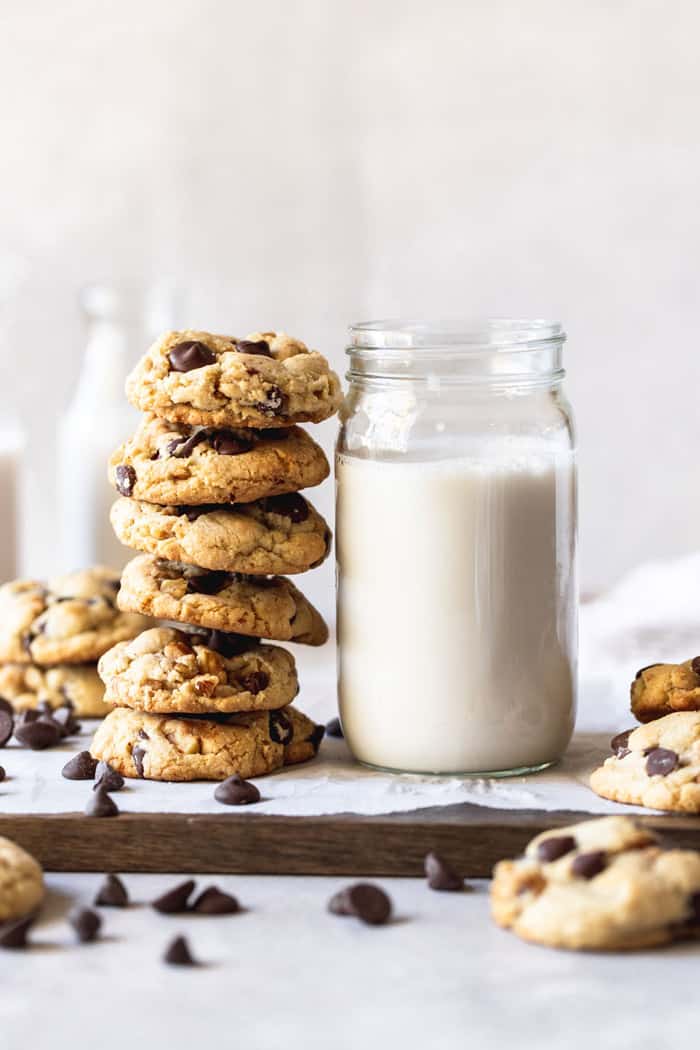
[110,494,331,575]
[117,555,328,646]
[491,816,700,950]
[108,415,329,506]
[590,712,700,812]
[0,568,149,665]
[125,329,342,429]
[0,663,106,717]
[98,626,298,714]
[0,837,44,922]
[631,659,700,723]
[90,704,324,781]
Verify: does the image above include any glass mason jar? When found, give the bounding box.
[335,320,577,776]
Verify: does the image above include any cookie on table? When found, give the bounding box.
[98,626,298,715]
[110,494,332,576]
[491,816,700,950]
[90,704,324,781]
[0,663,106,717]
[117,555,328,646]
[125,329,342,429]
[0,837,44,923]
[631,659,700,723]
[108,415,329,507]
[590,712,700,812]
[0,568,149,665]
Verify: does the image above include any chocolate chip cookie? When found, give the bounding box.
[110,494,331,575]
[590,712,700,812]
[0,568,149,665]
[108,415,329,506]
[0,837,44,923]
[631,659,700,723]
[98,626,298,714]
[125,330,342,429]
[117,555,328,646]
[0,663,106,717]
[491,816,700,950]
[90,704,324,781]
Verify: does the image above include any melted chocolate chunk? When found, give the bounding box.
[168,340,216,372]
[307,724,325,755]
[166,430,208,458]
[645,747,679,777]
[186,571,231,595]
[536,835,577,863]
[205,631,257,657]
[210,429,254,456]
[269,710,293,745]
[263,493,309,523]
[132,747,146,778]
[571,850,607,879]
[610,729,633,757]
[234,339,271,357]
[239,672,269,695]
[115,464,136,497]
[255,386,284,417]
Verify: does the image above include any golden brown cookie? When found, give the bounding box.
[110,495,331,575]
[125,330,342,429]
[108,415,329,506]
[631,659,700,722]
[491,816,700,950]
[0,663,106,717]
[117,555,328,646]
[90,704,324,781]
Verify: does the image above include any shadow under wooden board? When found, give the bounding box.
[1,804,700,876]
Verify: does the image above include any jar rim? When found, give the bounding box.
[348,318,565,353]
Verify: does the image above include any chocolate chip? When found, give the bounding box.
[214,773,261,806]
[206,631,257,657]
[186,571,231,595]
[269,710,292,745]
[328,883,392,926]
[256,386,284,416]
[210,430,254,456]
[0,915,34,949]
[239,672,269,695]
[86,785,120,817]
[635,663,662,679]
[645,747,679,777]
[0,767,5,782]
[191,886,240,915]
[52,705,80,737]
[307,724,325,755]
[16,709,39,725]
[610,730,633,757]
[168,340,216,372]
[94,874,128,907]
[571,850,607,879]
[0,697,13,717]
[692,657,700,677]
[687,892,700,923]
[166,430,207,458]
[15,718,60,750]
[261,428,289,441]
[326,717,343,738]
[424,851,464,891]
[536,835,577,862]
[152,880,195,914]
[0,709,14,748]
[263,493,309,523]
[69,907,101,943]
[94,761,125,792]
[235,339,271,357]
[62,751,98,780]
[163,935,197,966]
[115,464,136,497]
[132,747,146,778]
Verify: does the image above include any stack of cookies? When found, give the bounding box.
[91,329,342,783]
[0,568,148,718]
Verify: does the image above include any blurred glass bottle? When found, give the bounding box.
[0,414,24,583]
[58,283,177,572]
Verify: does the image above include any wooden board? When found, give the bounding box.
[2,805,700,876]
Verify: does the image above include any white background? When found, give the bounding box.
[1,0,699,600]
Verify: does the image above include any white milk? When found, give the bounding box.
[336,451,577,773]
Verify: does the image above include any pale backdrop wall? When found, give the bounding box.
[1,0,699,620]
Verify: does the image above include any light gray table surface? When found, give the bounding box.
[1,870,694,1050]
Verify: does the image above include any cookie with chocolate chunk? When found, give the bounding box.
[125,329,342,429]
[108,415,329,507]
[631,659,700,723]
[0,663,106,717]
[491,815,700,950]
[117,555,328,646]
[90,704,324,781]
[98,626,298,714]
[110,495,331,575]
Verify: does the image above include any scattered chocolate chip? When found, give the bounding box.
[635,663,662,679]
[52,706,81,737]
[263,493,309,523]
[326,717,343,738]
[86,785,120,818]
[269,710,293,745]
[152,880,195,914]
[186,571,231,595]
[206,631,257,657]
[132,747,146,778]
[17,709,39,726]
[62,751,98,780]
[610,729,633,757]
[36,699,52,715]
[256,386,284,416]
[168,340,216,372]
[191,886,240,915]
[211,430,254,456]
[239,671,269,695]
[692,657,700,677]
[94,761,125,792]
[307,724,325,755]
[571,850,607,879]
[214,774,261,806]
[0,915,34,949]
[0,709,14,748]
[164,934,197,966]
[115,464,136,497]
[69,907,102,943]
[0,697,13,717]
[235,339,271,357]
[15,718,60,750]
[0,767,5,782]
[424,851,464,891]
[95,874,128,907]
[536,835,577,863]
[645,747,679,777]
[328,883,392,926]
